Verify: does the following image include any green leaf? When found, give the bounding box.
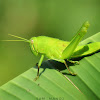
[0,33,100,100]
[67,32,100,100]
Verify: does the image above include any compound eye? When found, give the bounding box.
[31,40,34,44]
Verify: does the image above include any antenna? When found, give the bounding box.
[1,34,30,43]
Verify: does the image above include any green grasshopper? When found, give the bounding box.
[2,21,100,80]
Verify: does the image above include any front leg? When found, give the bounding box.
[34,55,44,81]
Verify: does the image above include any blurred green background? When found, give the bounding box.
[0,0,100,86]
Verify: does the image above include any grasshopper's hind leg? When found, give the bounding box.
[51,58,76,75]
[64,60,76,75]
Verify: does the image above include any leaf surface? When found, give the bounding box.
[0,33,100,100]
